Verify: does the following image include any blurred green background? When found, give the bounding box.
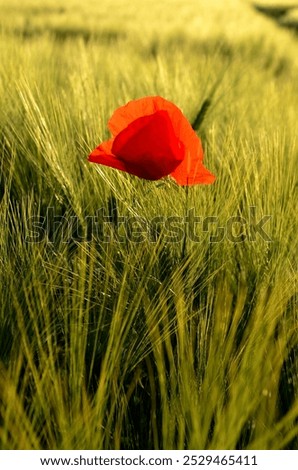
[0,0,297,451]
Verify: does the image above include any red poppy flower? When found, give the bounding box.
[88,96,215,185]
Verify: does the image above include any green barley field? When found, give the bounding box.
[0,0,297,450]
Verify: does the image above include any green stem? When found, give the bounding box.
[181,185,189,260]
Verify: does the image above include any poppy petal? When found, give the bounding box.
[88,138,129,173]
[171,148,216,186]
[112,110,184,180]
[108,96,200,151]
[108,96,190,136]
